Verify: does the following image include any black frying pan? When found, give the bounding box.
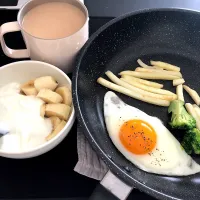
[73,8,200,200]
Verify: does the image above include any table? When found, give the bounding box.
[0,8,157,200]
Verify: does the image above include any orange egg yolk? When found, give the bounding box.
[119,120,157,155]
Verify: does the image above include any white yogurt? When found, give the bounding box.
[0,82,52,152]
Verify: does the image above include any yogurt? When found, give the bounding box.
[0,82,52,152]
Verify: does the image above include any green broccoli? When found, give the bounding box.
[181,132,193,154]
[168,100,196,130]
[182,128,200,154]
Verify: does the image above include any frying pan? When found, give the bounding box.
[73,8,200,200]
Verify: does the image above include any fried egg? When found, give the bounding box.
[104,91,200,176]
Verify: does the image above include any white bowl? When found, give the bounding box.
[0,60,75,158]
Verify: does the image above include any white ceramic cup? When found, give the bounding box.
[0,0,89,73]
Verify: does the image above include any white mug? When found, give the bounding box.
[0,0,89,73]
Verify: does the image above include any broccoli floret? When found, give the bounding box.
[181,132,193,154]
[188,128,200,154]
[168,100,196,130]
[182,128,200,155]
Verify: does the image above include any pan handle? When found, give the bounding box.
[89,183,119,200]
[89,171,133,200]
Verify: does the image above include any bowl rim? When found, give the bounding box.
[0,60,75,155]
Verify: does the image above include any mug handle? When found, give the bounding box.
[0,21,29,59]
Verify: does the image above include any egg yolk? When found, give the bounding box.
[119,120,157,155]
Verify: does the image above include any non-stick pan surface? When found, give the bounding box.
[73,8,200,200]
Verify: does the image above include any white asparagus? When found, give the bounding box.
[135,67,182,78]
[150,61,180,72]
[152,66,164,70]
[183,85,200,105]
[121,77,176,96]
[135,67,164,71]
[176,84,184,102]
[193,104,200,119]
[105,71,176,101]
[121,75,163,88]
[173,78,185,86]
[185,103,200,129]
[137,59,151,68]
[119,71,180,80]
[97,77,170,106]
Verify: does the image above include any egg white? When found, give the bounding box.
[104,91,200,176]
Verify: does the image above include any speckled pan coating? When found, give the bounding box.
[73,8,200,200]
